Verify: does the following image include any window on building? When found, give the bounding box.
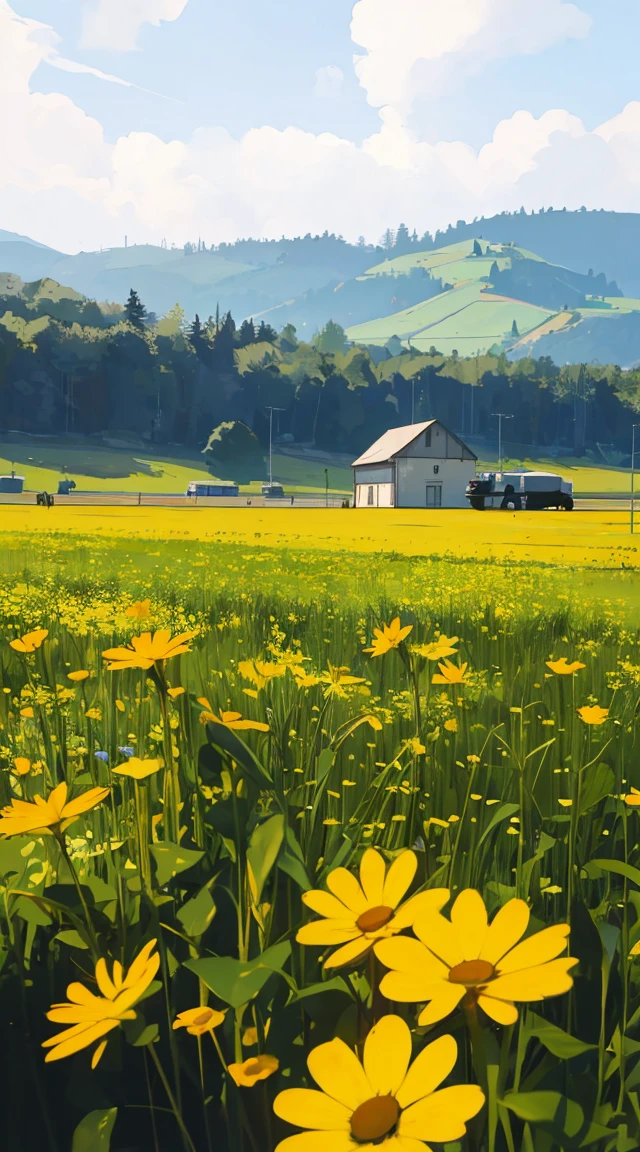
[424,428,432,448]
[367,486,374,505]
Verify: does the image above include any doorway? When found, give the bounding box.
[426,484,442,508]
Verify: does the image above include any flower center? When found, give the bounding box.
[193,1011,212,1026]
[350,1096,400,1143]
[356,905,394,933]
[448,959,495,985]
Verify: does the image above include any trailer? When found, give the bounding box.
[466,470,574,511]
[186,481,239,497]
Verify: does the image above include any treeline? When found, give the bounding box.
[1,284,639,458]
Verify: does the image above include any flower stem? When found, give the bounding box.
[147,1042,197,1152]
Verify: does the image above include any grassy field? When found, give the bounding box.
[0,506,640,1150]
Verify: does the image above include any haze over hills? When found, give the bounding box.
[3,209,640,364]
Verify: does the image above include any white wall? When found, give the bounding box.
[355,482,395,507]
[396,458,472,508]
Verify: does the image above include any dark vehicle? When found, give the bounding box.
[466,470,574,511]
[262,482,285,498]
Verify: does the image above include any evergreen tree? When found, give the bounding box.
[313,320,348,354]
[237,318,256,347]
[278,323,298,352]
[394,223,410,251]
[511,320,519,337]
[189,314,203,342]
[472,240,483,257]
[256,320,277,343]
[125,289,146,330]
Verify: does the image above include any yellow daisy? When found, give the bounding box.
[363,618,413,658]
[9,628,48,654]
[546,658,585,675]
[431,660,469,685]
[102,629,197,672]
[229,1054,279,1087]
[296,848,449,969]
[376,888,577,1026]
[273,1014,484,1151]
[577,705,609,726]
[173,1006,226,1036]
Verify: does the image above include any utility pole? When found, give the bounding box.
[632,424,640,534]
[266,406,284,487]
[491,412,513,471]
[324,467,329,508]
[411,378,415,424]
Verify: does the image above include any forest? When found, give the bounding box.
[1,280,640,461]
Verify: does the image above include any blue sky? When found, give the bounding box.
[3,0,640,252]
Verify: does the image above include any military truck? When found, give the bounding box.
[466,470,574,511]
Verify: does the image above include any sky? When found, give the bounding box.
[3,0,640,253]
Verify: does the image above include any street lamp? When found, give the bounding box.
[491,413,513,471]
[265,406,285,487]
[631,424,640,534]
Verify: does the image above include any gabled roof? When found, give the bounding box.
[352,420,476,467]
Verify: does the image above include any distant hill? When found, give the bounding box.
[4,209,640,363]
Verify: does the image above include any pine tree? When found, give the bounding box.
[257,320,277,343]
[472,239,483,257]
[125,289,146,330]
[189,314,202,342]
[511,320,519,337]
[237,318,256,347]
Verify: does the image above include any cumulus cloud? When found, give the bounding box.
[80,0,190,52]
[350,0,591,110]
[313,64,344,100]
[1,0,638,257]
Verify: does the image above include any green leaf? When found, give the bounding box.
[247,814,284,904]
[501,1092,612,1146]
[526,1011,597,1059]
[317,747,334,785]
[176,882,216,937]
[72,1109,117,1152]
[56,929,89,950]
[289,977,353,1004]
[579,763,615,814]
[583,859,640,889]
[278,826,312,891]
[150,842,204,887]
[478,803,520,848]
[185,941,291,1008]
[205,721,272,787]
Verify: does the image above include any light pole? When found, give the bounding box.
[411,378,415,424]
[324,467,329,508]
[266,406,285,487]
[631,424,640,534]
[491,412,513,471]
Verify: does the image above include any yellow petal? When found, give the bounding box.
[324,937,371,969]
[375,935,448,982]
[417,984,467,1025]
[414,911,463,967]
[43,1019,120,1062]
[451,889,488,960]
[307,1037,371,1111]
[91,1039,108,1068]
[301,890,354,920]
[273,1089,350,1131]
[480,899,530,965]
[396,1034,457,1109]
[496,924,570,975]
[399,1085,485,1142]
[274,1133,354,1152]
[381,850,417,909]
[487,957,577,1002]
[326,868,368,914]
[359,848,386,906]
[477,994,519,1025]
[363,1014,412,1097]
[392,889,450,930]
[296,921,361,947]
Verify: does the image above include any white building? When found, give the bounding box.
[352,420,477,508]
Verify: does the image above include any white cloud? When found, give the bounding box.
[313,64,344,100]
[80,0,190,52]
[2,0,640,262]
[350,0,591,110]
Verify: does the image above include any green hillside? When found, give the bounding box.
[347,238,640,356]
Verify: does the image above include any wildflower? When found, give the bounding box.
[125,599,151,618]
[20,706,34,718]
[296,847,448,969]
[273,1015,483,1151]
[318,663,366,698]
[292,670,323,689]
[432,660,469,685]
[113,757,162,781]
[102,629,197,672]
[118,746,135,758]
[167,686,185,699]
[363,618,413,658]
[173,1006,226,1036]
[237,659,287,693]
[85,708,102,720]
[376,888,577,1026]
[0,782,110,839]
[68,670,89,682]
[42,940,160,1068]
[444,718,458,733]
[546,658,586,675]
[12,757,31,777]
[411,635,459,661]
[228,1054,279,1087]
[115,699,126,712]
[624,787,640,807]
[198,698,269,731]
[577,705,609,726]
[9,629,48,654]
[94,750,109,763]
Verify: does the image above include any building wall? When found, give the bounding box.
[396,457,472,508]
[400,423,476,461]
[355,482,394,507]
[352,465,394,485]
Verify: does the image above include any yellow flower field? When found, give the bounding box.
[0,510,639,1150]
